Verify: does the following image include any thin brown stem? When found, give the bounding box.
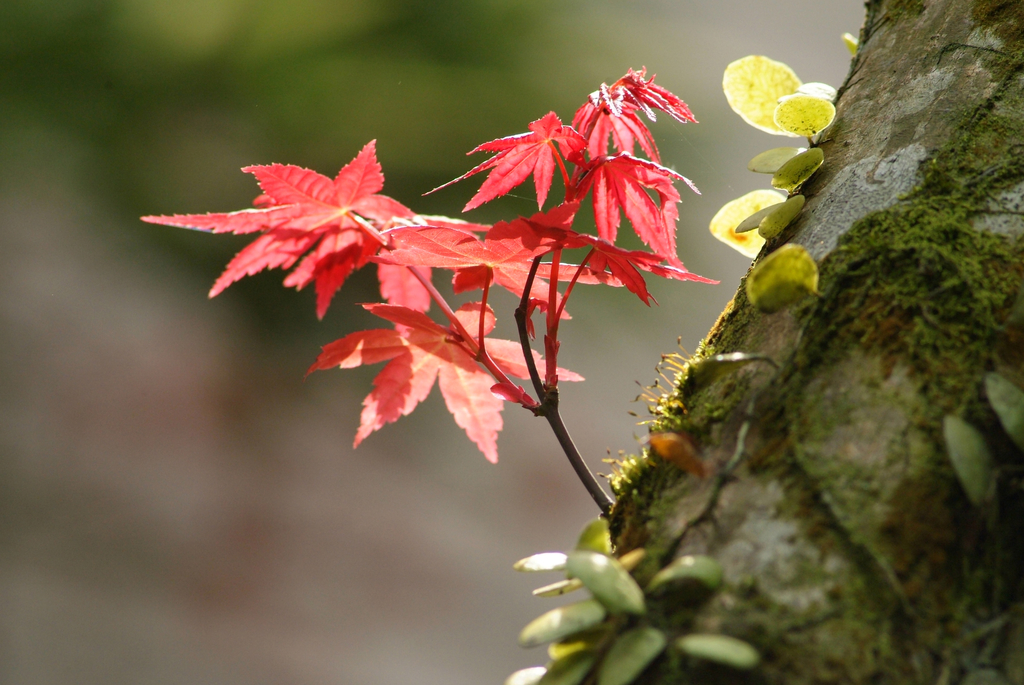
[514,256,614,514]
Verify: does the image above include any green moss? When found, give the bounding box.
[613,46,1024,683]
[972,0,1024,52]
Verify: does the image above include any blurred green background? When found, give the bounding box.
[0,1,863,683]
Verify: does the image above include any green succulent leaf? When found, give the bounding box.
[843,32,859,55]
[533,579,585,598]
[745,243,819,313]
[548,626,613,661]
[735,195,804,236]
[597,627,668,685]
[747,147,805,174]
[773,94,836,137]
[538,651,598,685]
[757,195,805,239]
[676,634,760,670]
[943,415,994,506]
[647,555,724,592]
[506,667,548,685]
[575,518,612,555]
[986,373,1024,452]
[771,148,824,193]
[515,553,569,573]
[689,353,777,392]
[519,599,608,648]
[566,551,646,615]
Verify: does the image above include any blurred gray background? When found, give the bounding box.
[0,1,863,683]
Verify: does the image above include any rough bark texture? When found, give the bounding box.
[610,0,1024,682]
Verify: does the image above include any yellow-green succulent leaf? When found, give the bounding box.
[748,147,805,173]
[771,148,824,193]
[533,579,585,598]
[843,32,859,55]
[745,244,819,313]
[709,189,785,257]
[506,667,548,685]
[723,55,802,135]
[537,651,597,685]
[773,94,836,137]
[757,194,806,240]
[617,548,646,572]
[515,552,569,572]
[575,518,612,555]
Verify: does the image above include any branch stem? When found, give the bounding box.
[514,256,614,514]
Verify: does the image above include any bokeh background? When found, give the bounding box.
[1,1,864,683]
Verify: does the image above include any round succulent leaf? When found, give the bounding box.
[709,189,785,258]
[506,667,548,685]
[538,651,598,685]
[515,552,569,572]
[647,555,724,592]
[676,634,760,670]
[757,194,806,239]
[795,82,838,102]
[566,551,646,615]
[773,94,836,137]
[748,147,805,173]
[985,373,1024,452]
[575,518,612,555]
[597,627,668,685]
[548,626,612,661]
[771,148,824,193]
[689,353,777,392]
[943,415,995,507]
[519,599,608,648]
[843,32,859,55]
[746,243,819,313]
[533,578,585,598]
[722,55,802,135]
[617,548,646,572]
[745,243,818,311]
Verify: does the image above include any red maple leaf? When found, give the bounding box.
[308,303,580,463]
[429,112,587,212]
[142,141,420,318]
[574,153,699,265]
[377,225,558,301]
[573,68,696,164]
[487,204,716,305]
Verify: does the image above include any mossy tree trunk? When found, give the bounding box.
[610,1,1024,682]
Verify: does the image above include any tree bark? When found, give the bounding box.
[610,1,1024,682]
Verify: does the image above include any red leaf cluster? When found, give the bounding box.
[142,67,715,464]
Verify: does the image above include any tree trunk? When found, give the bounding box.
[610,1,1024,682]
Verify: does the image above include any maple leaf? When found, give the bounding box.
[573,68,696,163]
[142,141,418,318]
[574,153,699,265]
[308,303,579,463]
[487,203,716,305]
[429,112,587,212]
[376,225,553,302]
